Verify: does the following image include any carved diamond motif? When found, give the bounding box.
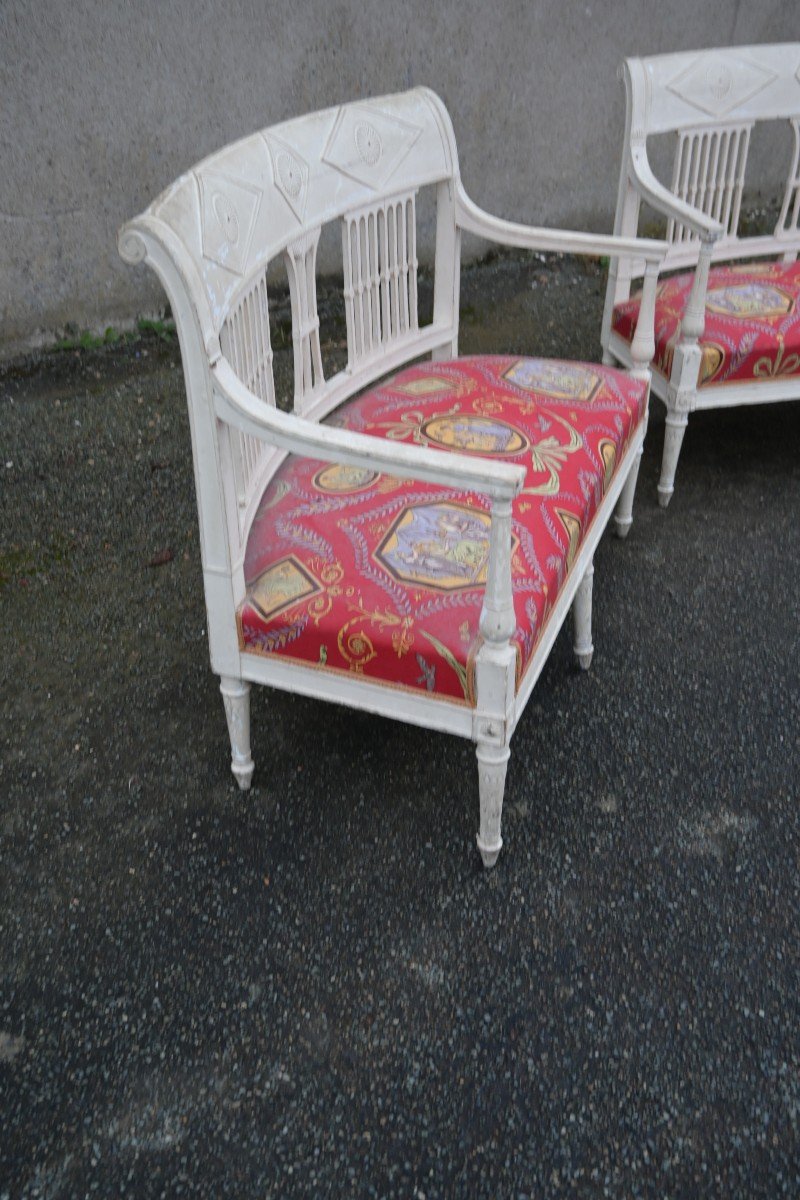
[198,170,261,276]
[322,104,422,189]
[263,134,310,223]
[667,53,777,118]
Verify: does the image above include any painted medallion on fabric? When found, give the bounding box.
[393,375,453,396]
[503,358,601,402]
[376,501,493,591]
[556,509,582,571]
[598,438,617,488]
[705,283,794,318]
[699,343,725,382]
[313,463,379,493]
[420,414,528,455]
[249,556,320,621]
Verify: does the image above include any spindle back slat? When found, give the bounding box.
[219,272,275,512]
[284,228,325,412]
[777,118,800,242]
[666,123,752,249]
[342,191,419,369]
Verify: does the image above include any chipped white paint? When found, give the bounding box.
[119,89,665,865]
[601,44,800,505]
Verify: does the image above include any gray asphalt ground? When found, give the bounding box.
[1,253,799,1199]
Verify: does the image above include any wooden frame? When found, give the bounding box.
[119,89,665,865]
[601,44,800,506]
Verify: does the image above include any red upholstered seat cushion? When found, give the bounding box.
[612,260,800,387]
[238,356,647,704]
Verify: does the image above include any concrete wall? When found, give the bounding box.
[1,0,797,354]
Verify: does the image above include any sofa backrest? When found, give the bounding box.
[621,45,800,269]
[121,88,458,401]
[119,89,462,571]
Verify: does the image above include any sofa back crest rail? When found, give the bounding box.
[120,88,665,866]
[601,44,800,506]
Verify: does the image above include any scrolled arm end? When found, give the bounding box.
[117,224,147,265]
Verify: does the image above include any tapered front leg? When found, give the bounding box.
[220,676,254,790]
[614,449,643,539]
[572,559,594,670]
[476,741,511,868]
[658,410,689,508]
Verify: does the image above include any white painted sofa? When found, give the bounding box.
[602,45,800,506]
[119,89,664,866]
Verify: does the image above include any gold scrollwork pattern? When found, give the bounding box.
[753,339,800,378]
[520,412,583,497]
[337,599,415,672]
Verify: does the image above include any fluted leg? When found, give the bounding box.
[572,559,594,671]
[476,741,510,869]
[658,410,689,509]
[614,449,642,539]
[220,676,254,790]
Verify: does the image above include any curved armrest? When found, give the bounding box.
[629,148,724,243]
[212,359,526,502]
[455,184,667,263]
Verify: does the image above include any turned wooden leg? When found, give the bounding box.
[220,676,254,790]
[572,559,594,671]
[476,741,510,869]
[474,497,516,869]
[658,410,688,509]
[614,449,642,539]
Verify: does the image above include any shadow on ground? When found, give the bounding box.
[1,253,799,1198]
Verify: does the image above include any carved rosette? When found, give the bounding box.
[354,121,382,166]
